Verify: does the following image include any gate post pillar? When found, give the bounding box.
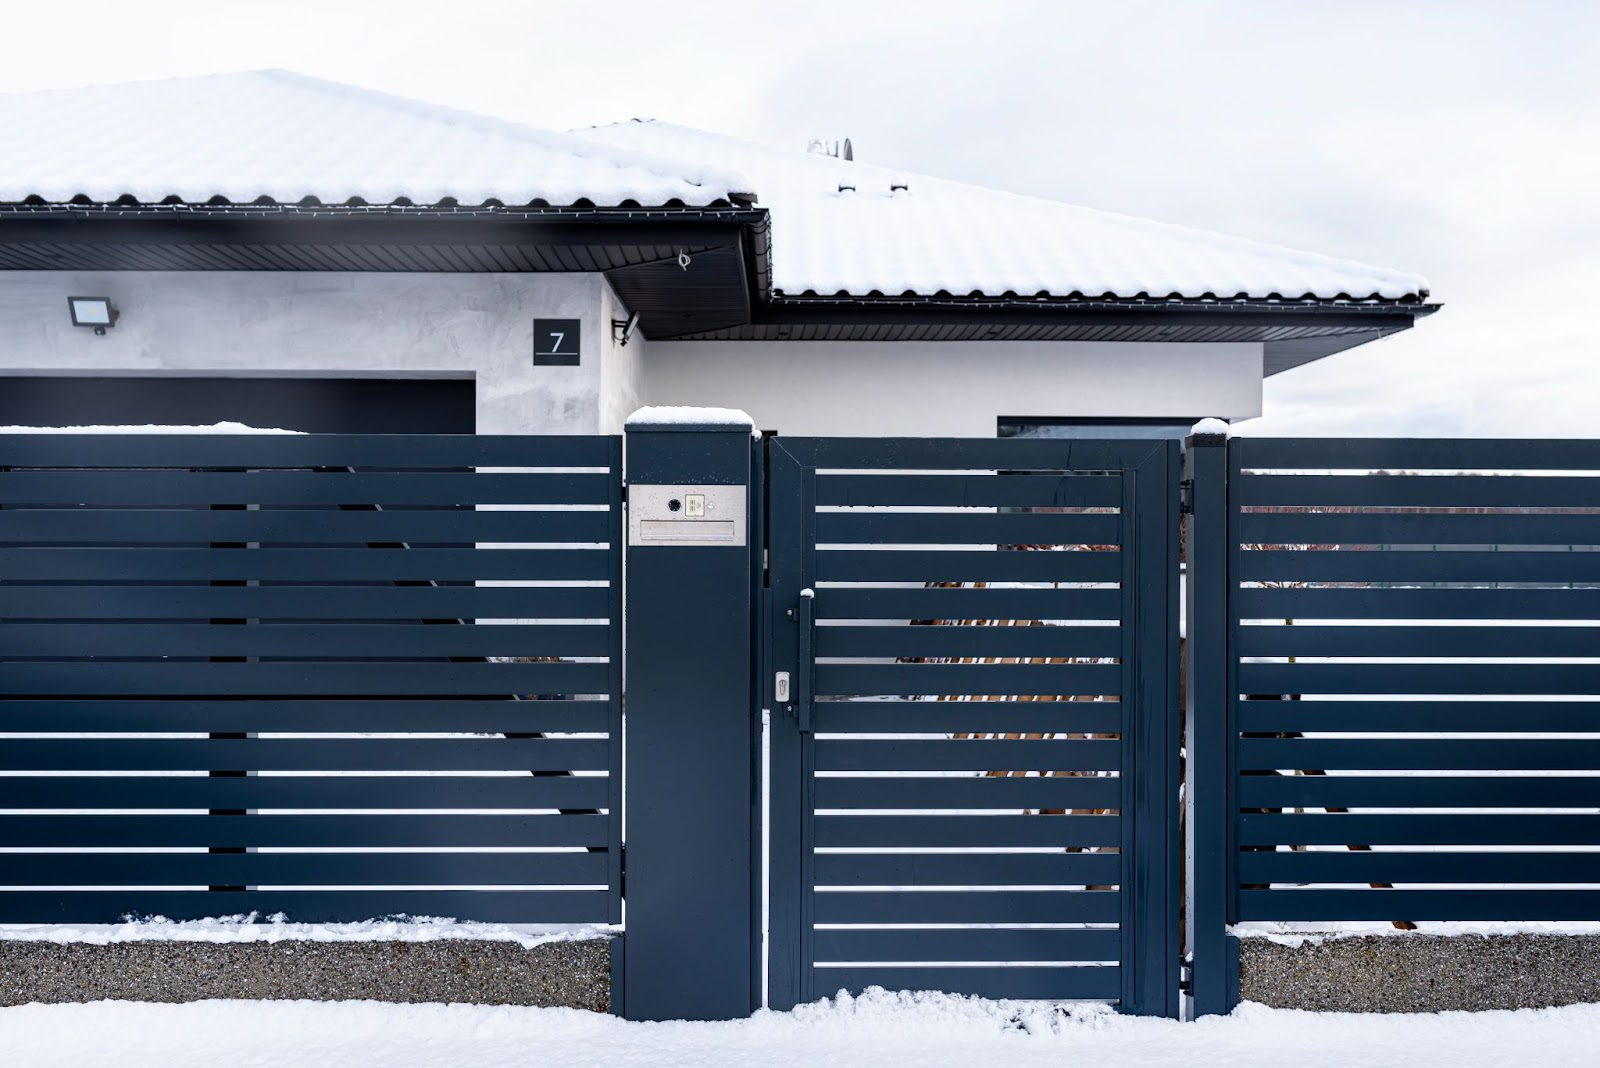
[1184,426,1236,1016]
[622,408,760,1021]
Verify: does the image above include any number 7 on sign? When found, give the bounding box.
[533,318,581,366]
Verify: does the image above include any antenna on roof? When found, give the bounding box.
[806,138,855,161]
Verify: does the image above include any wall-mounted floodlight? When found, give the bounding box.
[68,296,117,335]
[612,311,641,347]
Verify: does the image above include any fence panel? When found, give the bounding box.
[0,433,623,923]
[1227,437,1600,927]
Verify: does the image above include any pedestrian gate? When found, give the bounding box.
[765,437,1181,1016]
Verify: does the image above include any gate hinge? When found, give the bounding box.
[619,482,628,504]
[1179,479,1194,515]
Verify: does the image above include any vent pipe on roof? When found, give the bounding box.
[806,138,854,161]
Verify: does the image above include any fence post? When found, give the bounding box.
[1184,427,1236,1016]
[622,409,759,1021]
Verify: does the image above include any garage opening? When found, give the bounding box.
[0,376,475,434]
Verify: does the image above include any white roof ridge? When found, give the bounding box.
[581,118,1427,299]
[240,74,752,197]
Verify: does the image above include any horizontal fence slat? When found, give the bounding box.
[0,471,613,507]
[1234,699,1600,734]
[813,965,1121,1001]
[0,507,614,546]
[815,774,1122,810]
[1236,775,1600,810]
[0,434,618,470]
[1236,737,1600,771]
[815,623,1122,662]
[817,512,1120,546]
[786,436,1163,473]
[0,584,614,620]
[1238,850,1600,885]
[0,623,611,659]
[1236,888,1600,922]
[0,889,612,925]
[819,587,1122,622]
[1238,662,1600,696]
[1235,474,1600,508]
[814,850,1120,885]
[1232,437,1600,473]
[0,548,611,582]
[815,738,1121,773]
[817,549,1122,584]
[0,851,610,886]
[0,662,613,697]
[816,662,1120,698]
[814,889,1121,925]
[1234,586,1600,620]
[0,774,610,810]
[815,814,1122,849]
[0,698,610,734]
[1237,550,1600,584]
[0,813,608,847]
[1236,626,1600,659]
[1235,510,1600,547]
[0,738,610,772]
[816,474,1122,509]
[1237,813,1600,846]
[813,928,1121,963]
[811,700,1122,736]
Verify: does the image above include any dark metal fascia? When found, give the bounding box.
[0,212,757,252]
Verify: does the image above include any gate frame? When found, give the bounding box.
[763,436,1182,1016]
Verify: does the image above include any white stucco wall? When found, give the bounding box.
[597,277,645,435]
[637,340,1263,436]
[0,271,609,434]
[0,270,1264,437]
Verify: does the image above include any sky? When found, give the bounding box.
[1,0,1595,436]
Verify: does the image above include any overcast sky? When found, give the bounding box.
[4,1,1595,436]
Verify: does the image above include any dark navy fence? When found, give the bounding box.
[1188,435,1600,1015]
[4,425,1598,1022]
[0,433,623,924]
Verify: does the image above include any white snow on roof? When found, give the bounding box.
[576,120,1429,302]
[0,72,753,209]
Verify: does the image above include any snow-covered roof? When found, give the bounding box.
[575,120,1428,303]
[0,71,753,209]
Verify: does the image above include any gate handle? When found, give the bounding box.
[796,588,815,734]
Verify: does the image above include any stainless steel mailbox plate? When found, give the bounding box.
[627,484,747,547]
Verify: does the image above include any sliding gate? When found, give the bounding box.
[766,437,1181,1015]
[0,433,623,924]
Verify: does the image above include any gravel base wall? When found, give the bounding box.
[0,938,612,1010]
[1239,934,1600,1013]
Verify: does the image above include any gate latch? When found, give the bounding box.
[1179,479,1195,516]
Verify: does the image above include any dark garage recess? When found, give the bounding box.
[0,377,474,434]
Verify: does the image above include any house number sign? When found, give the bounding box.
[534,319,581,365]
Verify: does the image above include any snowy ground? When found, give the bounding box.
[3,992,1597,1068]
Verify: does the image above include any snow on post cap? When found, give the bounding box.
[1189,417,1231,441]
[626,406,756,432]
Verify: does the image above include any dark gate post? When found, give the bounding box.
[622,409,760,1021]
[1184,427,1236,1016]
